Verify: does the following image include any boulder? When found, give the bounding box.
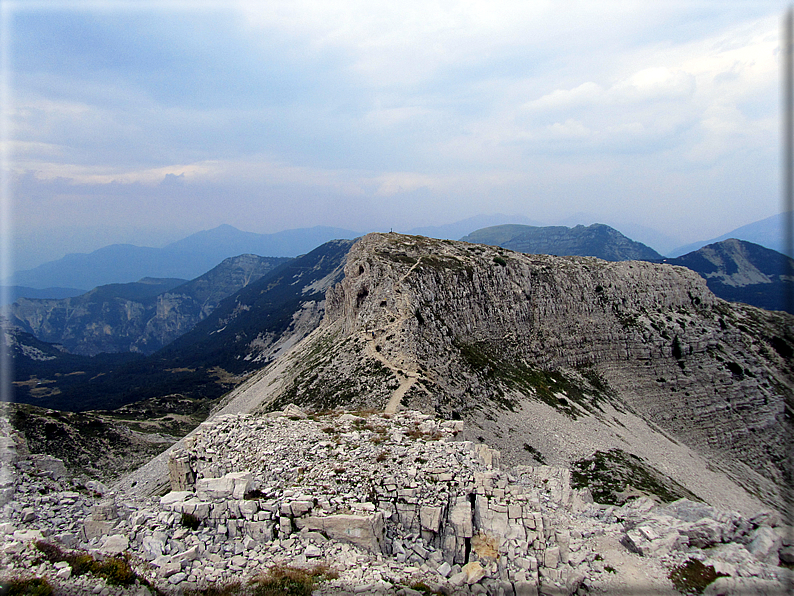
[684,517,725,548]
[12,529,43,543]
[514,580,539,596]
[420,506,443,533]
[83,519,116,541]
[91,498,118,521]
[462,560,487,584]
[101,534,129,554]
[296,513,386,554]
[168,448,195,492]
[29,454,68,480]
[196,472,252,501]
[660,499,719,523]
[449,498,473,538]
[282,404,308,419]
[746,526,782,565]
[142,534,167,560]
[160,491,194,508]
[85,480,109,495]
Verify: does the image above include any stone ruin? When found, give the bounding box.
[0,408,791,595]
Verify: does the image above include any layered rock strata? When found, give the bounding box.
[266,233,792,509]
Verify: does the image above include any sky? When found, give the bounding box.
[1,0,790,271]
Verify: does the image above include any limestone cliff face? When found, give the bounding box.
[10,255,285,356]
[270,233,792,510]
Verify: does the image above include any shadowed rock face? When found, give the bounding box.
[9,254,287,356]
[260,233,792,510]
[665,238,794,314]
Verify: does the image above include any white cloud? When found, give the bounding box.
[7,2,787,254]
[545,119,592,139]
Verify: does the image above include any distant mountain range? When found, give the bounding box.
[10,224,793,416]
[9,211,791,293]
[462,223,663,261]
[9,224,358,290]
[9,255,287,356]
[0,286,86,306]
[9,240,353,411]
[404,214,543,241]
[669,211,790,257]
[10,223,792,367]
[665,239,793,314]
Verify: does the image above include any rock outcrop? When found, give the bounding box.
[10,255,285,356]
[245,233,791,511]
[3,409,792,595]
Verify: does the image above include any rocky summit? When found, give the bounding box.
[130,233,791,512]
[3,232,794,595]
[2,407,793,595]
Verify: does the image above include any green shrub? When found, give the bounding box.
[4,577,54,596]
[184,584,243,596]
[251,564,338,596]
[493,256,507,267]
[96,557,136,586]
[69,554,97,577]
[32,541,138,587]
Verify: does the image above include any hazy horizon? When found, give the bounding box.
[3,2,788,272]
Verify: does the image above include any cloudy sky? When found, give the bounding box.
[2,0,788,270]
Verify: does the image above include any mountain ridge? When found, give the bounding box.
[9,240,355,412]
[665,238,794,314]
[10,225,359,289]
[151,233,792,513]
[8,255,287,356]
[461,223,663,261]
[669,211,791,257]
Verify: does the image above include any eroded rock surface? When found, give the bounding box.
[3,410,791,595]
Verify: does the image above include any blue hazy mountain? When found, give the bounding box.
[461,223,664,261]
[9,255,287,356]
[1,286,86,306]
[10,225,359,290]
[669,212,790,257]
[405,214,542,241]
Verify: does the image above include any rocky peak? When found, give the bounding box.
[266,233,792,511]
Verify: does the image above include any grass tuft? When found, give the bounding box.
[33,541,140,587]
[250,564,338,596]
[2,577,54,596]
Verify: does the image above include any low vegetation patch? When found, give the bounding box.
[668,559,726,594]
[522,443,547,464]
[1,577,54,596]
[181,511,201,530]
[409,580,444,594]
[570,449,700,505]
[250,564,338,596]
[184,583,244,596]
[453,339,612,416]
[33,541,140,587]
